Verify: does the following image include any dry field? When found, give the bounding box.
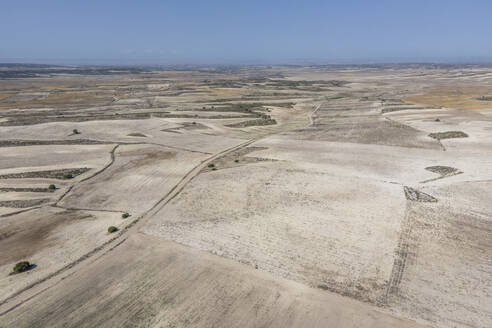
[0,64,491,328]
[404,86,492,109]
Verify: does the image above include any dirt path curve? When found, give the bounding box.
[0,103,321,316]
[0,140,252,314]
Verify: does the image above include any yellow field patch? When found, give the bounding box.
[403,86,492,109]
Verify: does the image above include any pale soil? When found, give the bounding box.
[0,65,491,328]
[0,234,428,328]
[389,182,492,328]
[0,207,125,302]
[59,144,207,216]
[0,144,113,173]
[144,161,405,304]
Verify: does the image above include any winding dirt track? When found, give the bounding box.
[0,134,258,314]
[0,102,314,315]
[0,103,432,328]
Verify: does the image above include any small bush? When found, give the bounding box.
[122,212,130,219]
[234,159,239,163]
[63,173,74,179]
[108,226,118,233]
[13,261,32,274]
[435,118,440,122]
[208,163,215,168]
[73,129,80,134]
[48,184,56,191]
[212,167,217,171]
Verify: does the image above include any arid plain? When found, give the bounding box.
[0,64,491,328]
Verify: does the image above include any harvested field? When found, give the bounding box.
[0,144,114,172]
[388,182,492,328]
[404,86,492,109]
[145,161,407,305]
[0,207,128,302]
[285,100,442,149]
[0,234,426,328]
[0,65,491,328]
[59,144,206,215]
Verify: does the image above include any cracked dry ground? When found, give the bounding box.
[0,66,491,328]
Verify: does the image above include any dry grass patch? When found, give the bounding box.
[403,86,492,109]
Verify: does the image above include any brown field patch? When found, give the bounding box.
[0,210,92,265]
[118,149,177,169]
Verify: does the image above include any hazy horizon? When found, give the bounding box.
[2,1,492,65]
[2,56,492,67]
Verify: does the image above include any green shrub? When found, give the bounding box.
[234,159,239,163]
[63,173,73,179]
[122,212,130,219]
[108,226,118,233]
[48,184,56,191]
[208,163,215,168]
[73,129,80,134]
[13,261,32,274]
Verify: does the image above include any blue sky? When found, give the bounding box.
[2,0,492,64]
